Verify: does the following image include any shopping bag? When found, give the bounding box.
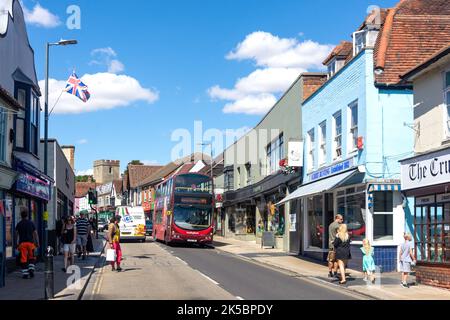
[106,248,116,262]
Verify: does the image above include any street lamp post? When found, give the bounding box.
[44,39,77,300]
[199,143,214,231]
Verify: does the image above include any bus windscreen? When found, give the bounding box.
[173,206,212,230]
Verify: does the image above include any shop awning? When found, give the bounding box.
[276,169,359,206]
[367,183,401,208]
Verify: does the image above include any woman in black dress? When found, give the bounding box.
[333,224,351,284]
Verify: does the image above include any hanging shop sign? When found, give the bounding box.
[310,158,354,182]
[15,172,50,201]
[288,141,303,167]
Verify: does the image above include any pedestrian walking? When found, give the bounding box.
[107,215,122,272]
[61,216,77,273]
[399,232,416,288]
[333,224,351,284]
[15,208,39,279]
[361,238,376,284]
[76,212,90,260]
[327,214,343,278]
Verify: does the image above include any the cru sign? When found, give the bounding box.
[401,151,450,191]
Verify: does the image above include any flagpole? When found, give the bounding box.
[48,90,64,117]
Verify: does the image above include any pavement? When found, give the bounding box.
[211,236,450,300]
[85,239,236,300]
[0,235,106,300]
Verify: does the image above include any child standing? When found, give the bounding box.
[361,239,376,284]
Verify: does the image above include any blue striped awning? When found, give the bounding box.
[367,184,401,208]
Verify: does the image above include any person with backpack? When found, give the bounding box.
[15,208,39,279]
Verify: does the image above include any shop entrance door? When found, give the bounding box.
[288,199,302,255]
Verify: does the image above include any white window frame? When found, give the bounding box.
[308,129,315,172]
[333,111,342,160]
[348,101,359,153]
[444,70,450,138]
[319,121,327,166]
[372,191,394,242]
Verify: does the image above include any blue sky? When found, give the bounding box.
[21,0,399,175]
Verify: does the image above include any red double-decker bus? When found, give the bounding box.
[152,173,214,246]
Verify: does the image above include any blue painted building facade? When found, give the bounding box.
[297,48,414,272]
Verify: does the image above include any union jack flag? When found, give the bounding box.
[64,72,90,102]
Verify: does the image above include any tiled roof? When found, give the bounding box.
[128,165,163,189]
[113,179,123,195]
[402,44,450,81]
[374,0,450,85]
[322,41,353,65]
[137,153,211,187]
[75,182,97,198]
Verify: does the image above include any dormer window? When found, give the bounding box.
[327,58,346,78]
[353,30,366,56]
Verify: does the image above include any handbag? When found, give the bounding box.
[106,248,116,262]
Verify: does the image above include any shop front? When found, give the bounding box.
[278,159,405,272]
[223,170,301,249]
[0,158,51,275]
[400,147,450,289]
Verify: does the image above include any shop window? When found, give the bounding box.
[307,195,323,249]
[337,189,366,241]
[266,202,285,236]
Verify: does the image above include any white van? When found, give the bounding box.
[115,206,146,242]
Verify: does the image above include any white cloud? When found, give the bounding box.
[90,47,125,74]
[77,139,88,145]
[223,94,278,115]
[108,60,125,73]
[39,72,159,114]
[209,31,333,115]
[76,169,93,176]
[22,3,61,28]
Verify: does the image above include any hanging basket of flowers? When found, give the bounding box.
[279,159,297,175]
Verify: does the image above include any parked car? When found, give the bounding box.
[145,219,153,236]
[97,218,108,232]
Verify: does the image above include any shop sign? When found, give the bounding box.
[401,152,450,191]
[415,195,435,206]
[310,159,353,182]
[288,141,303,167]
[437,193,450,203]
[15,172,50,201]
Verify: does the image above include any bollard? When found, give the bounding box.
[44,246,54,300]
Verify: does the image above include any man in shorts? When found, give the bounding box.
[76,212,90,260]
[328,214,343,278]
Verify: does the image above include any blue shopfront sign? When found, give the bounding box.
[310,159,354,182]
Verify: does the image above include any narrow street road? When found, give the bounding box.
[90,239,363,300]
